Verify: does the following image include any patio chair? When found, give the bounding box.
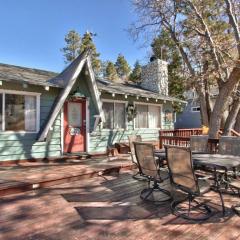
[128,135,146,180]
[165,145,218,221]
[219,136,240,156]
[190,135,209,153]
[134,142,171,204]
[219,136,240,194]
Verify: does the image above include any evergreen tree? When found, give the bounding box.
[61,30,81,64]
[80,31,101,73]
[105,61,118,81]
[115,54,131,79]
[99,60,108,78]
[129,60,142,84]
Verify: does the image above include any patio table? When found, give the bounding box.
[192,154,240,171]
[192,153,240,215]
[154,149,166,167]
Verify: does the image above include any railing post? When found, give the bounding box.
[159,130,163,149]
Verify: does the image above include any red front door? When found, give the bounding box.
[64,99,86,153]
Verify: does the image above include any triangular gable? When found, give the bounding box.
[37,50,103,141]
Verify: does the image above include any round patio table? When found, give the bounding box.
[154,149,166,167]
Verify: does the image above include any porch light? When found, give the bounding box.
[70,91,85,99]
[112,93,115,97]
[0,81,2,86]
[136,96,139,100]
[155,99,158,102]
[125,95,128,99]
[45,86,50,91]
[146,97,149,101]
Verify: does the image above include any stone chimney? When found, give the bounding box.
[141,58,168,96]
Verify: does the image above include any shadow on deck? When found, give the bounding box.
[1,170,240,240]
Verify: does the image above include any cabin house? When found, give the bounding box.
[0,51,185,162]
[175,87,219,129]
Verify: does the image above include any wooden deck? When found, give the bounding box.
[0,155,132,196]
[0,169,240,240]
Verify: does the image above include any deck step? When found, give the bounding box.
[63,152,91,160]
[0,163,133,197]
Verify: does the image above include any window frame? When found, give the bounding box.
[0,89,41,133]
[191,106,200,112]
[134,102,162,130]
[102,99,127,130]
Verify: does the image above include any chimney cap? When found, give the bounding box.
[150,55,157,62]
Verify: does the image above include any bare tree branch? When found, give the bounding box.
[186,0,225,84]
[225,0,240,56]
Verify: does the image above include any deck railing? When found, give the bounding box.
[159,129,218,153]
[230,129,240,137]
[159,128,240,152]
[159,128,203,137]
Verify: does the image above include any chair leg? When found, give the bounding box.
[132,171,147,181]
[217,190,226,216]
[140,180,172,204]
[171,195,212,221]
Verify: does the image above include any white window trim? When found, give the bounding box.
[0,90,41,134]
[102,99,128,130]
[191,106,200,112]
[133,102,163,130]
[86,98,90,153]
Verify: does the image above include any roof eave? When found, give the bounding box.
[99,90,187,104]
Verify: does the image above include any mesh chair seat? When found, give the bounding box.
[134,142,171,204]
[219,136,240,156]
[165,145,225,221]
[190,135,209,153]
[218,136,240,194]
[128,135,147,180]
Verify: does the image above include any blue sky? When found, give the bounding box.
[0,0,151,72]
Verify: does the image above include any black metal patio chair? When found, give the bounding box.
[128,135,146,180]
[190,135,209,153]
[134,142,171,204]
[219,136,240,195]
[165,145,218,221]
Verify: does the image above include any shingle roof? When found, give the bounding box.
[97,79,186,103]
[0,63,186,103]
[0,63,59,87]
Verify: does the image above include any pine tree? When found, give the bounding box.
[99,60,108,78]
[61,30,81,64]
[129,60,142,84]
[115,54,131,79]
[105,61,118,81]
[80,31,101,73]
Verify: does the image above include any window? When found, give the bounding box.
[0,91,40,132]
[102,101,126,129]
[135,104,148,128]
[135,104,161,128]
[0,94,2,131]
[164,109,173,123]
[191,106,200,112]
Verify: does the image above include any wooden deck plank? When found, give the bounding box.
[0,156,133,196]
[0,170,240,240]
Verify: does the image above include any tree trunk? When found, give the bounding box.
[208,66,240,138]
[221,109,229,129]
[223,98,240,135]
[234,109,240,133]
[196,83,209,127]
[199,92,209,127]
[204,81,212,122]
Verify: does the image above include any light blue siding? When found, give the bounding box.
[0,82,62,161]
